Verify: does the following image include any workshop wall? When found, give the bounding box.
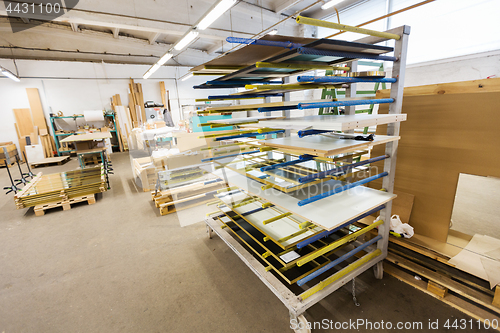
[0,60,232,151]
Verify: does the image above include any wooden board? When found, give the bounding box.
[30,156,70,167]
[13,108,34,137]
[249,114,407,132]
[212,168,396,231]
[259,134,399,157]
[60,132,112,142]
[370,90,500,242]
[26,88,48,131]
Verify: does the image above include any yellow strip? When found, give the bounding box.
[297,219,384,267]
[262,202,273,208]
[259,146,275,152]
[199,130,254,138]
[300,250,382,300]
[257,128,281,134]
[210,121,258,128]
[263,236,270,242]
[256,62,350,71]
[277,228,310,243]
[206,210,220,217]
[217,186,238,193]
[206,200,221,206]
[261,184,273,190]
[265,266,273,272]
[263,212,293,225]
[299,222,313,229]
[230,198,256,209]
[262,252,271,258]
[296,16,401,40]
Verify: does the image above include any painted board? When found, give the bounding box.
[212,167,396,231]
[370,90,500,242]
[248,114,406,132]
[259,134,399,157]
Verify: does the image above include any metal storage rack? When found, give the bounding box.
[50,114,119,156]
[192,23,410,332]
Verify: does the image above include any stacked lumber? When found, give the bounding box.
[383,242,500,329]
[0,142,17,167]
[128,79,146,127]
[14,166,107,209]
[110,94,132,152]
[151,178,226,216]
[13,88,56,161]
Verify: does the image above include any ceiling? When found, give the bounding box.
[0,0,365,68]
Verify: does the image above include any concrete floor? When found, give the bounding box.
[0,153,478,332]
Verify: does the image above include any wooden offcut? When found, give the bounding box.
[427,280,449,298]
[371,79,500,242]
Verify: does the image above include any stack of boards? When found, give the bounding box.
[15,166,107,212]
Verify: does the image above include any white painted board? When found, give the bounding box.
[240,114,406,131]
[25,145,45,164]
[212,167,396,231]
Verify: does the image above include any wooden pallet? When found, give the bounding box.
[385,251,500,330]
[30,156,70,168]
[34,194,96,216]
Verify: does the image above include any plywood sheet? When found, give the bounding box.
[13,108,34,137]
[26,88,48,131]
[450,174,500,239]
[249,114,406,132]
[212,167,396,231]
[60,132,112,142]
[371,91,500,242]
[259,134,399,157]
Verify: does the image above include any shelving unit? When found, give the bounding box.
[191,23,409,332]
[50,114,120,156]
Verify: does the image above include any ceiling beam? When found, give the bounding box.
[149,32,161,45]
[273,0,304,14]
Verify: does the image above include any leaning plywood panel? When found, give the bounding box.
[371,90,500,242]
[26,88,48,131]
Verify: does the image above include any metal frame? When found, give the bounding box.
[204,24,410,331]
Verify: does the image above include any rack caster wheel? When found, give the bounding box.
[206,225,213,239]
[373,261,384,279]
[292,314,311,333]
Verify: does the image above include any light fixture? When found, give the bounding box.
[197,0,237,30]
[181,73,194,81]
[143,64,160,79]
[267,29,278,35]
[158,53,173,65]
[174,31,199,51]
[321,0,343,10]
[0,66,20,82]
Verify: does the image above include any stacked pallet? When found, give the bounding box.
[152,178,226,215]
[14,166,107,211]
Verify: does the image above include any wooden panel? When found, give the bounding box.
[259,134,399,157]
[378,77,500,97]
[212,168,396,231]
[371,91,500,242]
[251,114,407,132]
[26,88,48,131]
[13,108,34,137]
[60,132,112,142]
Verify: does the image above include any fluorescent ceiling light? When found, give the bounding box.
[1,67,20,82]
[197,0,237,30]
[181,73,194,81]
[267,29,278,35]
[158,53,173,65]
[321,0,343,10]
[174,31,199,51]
